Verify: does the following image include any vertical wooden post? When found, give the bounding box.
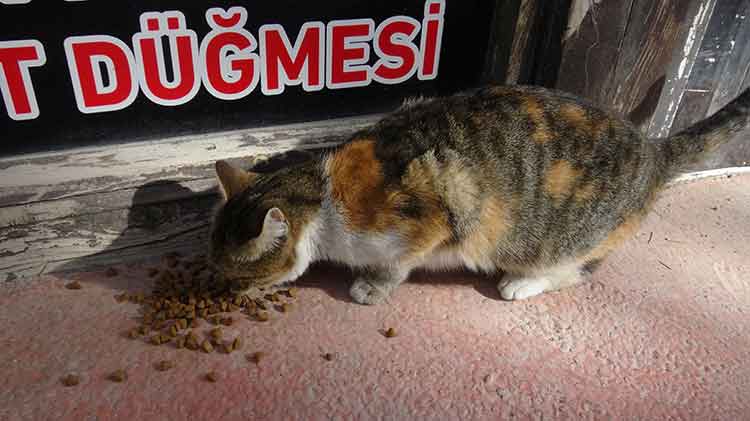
[482,0,523,84]
[505,0,540,84]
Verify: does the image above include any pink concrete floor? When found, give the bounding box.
[2,173,750,420]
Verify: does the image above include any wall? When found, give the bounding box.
[556,0,750,170]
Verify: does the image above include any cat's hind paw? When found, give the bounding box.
[498,276,550,301]
[350,278,390,305]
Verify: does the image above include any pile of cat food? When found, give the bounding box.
[60,251,400,386]
[114,252,298,355]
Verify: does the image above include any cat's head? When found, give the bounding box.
[209,160,297,293]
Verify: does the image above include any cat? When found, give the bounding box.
[208,85,750,304]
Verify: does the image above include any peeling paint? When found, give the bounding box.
[0,115,377,190]
[564,0,603,42]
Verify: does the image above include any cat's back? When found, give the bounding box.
[355,85,654,197]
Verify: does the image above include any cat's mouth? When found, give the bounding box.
[226,275,278,293]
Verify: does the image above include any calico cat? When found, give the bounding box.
[209,85,750,304]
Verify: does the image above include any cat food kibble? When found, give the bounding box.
[108,369,127,382]
[65,281,82,290]
[247,351,265,364]
[186,338,199,351]
[155,360,174,371]
[323,353,334,361]
[112,252,301,366]
[209,327,222,340]
[61,374,80,387]
[201,340,214,353]
[384,327,397,338]
[205,372,218,382]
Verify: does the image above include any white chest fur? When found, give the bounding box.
[316,196,406,268]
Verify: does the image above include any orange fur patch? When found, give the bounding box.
[544,160,582,201]
[327,140,451,258]
[521,96,553,144]
[559,103,587,126]
[532,126,553,143]
[327,140,387,231]
[583,214,643,262]
[461,195,513,265]
[399,157,452,258]
[560,103,610,139]
[574,182,596,202]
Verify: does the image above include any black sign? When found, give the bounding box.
[0,0,497,156]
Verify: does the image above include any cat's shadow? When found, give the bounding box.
[55,149,318,291]
[409,269,503,300]
[296,263,503,304]
[56,146,503,302]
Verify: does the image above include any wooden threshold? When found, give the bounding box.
[0,115,381,280]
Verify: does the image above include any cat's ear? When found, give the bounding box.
[257,208,288,249]
[215,160,256,200]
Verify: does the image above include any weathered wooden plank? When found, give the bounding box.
[707,2,750,115]
[607,0,699,119]
[647,0,717,138]
[557,0,635,110]
[0,178,215,229]
[0,147,324,231]
[514,0,571,87]
[1,190,217,278]
[558,0,718,136]
[0,114,379,207]
[671,1,750,133]
[741,43,750,93]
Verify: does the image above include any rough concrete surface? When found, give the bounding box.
[1,173,749,420]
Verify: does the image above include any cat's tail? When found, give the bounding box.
[656,87,750,171]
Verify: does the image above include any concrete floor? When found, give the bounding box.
[1,173,749,420]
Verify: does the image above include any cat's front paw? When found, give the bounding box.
[350,278,390,305]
